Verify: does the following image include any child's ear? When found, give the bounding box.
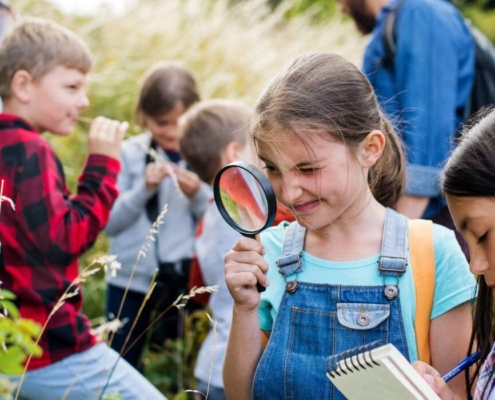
[224,141,240,164]
[361,130,386,168]
[10,70,33,104]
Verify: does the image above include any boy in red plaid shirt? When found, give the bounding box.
[0,19,166,399]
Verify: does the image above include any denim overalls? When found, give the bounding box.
[252,208,411,399]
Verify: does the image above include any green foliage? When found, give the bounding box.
[143,309,210,398]
[0,290,43,375]
[461,6,495,41]
[456,0,495,10]
[267,0,337,21]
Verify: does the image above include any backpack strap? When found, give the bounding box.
[382,0,407,69]
[408,219,435,364]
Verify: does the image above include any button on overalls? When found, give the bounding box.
[252,208,410,399]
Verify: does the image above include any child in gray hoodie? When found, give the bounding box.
[104,61,211,370]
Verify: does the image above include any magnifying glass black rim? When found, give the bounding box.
[213,161,277,237]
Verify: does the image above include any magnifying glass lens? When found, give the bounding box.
[218,167,269,233]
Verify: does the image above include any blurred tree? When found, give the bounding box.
[264,0,495,40]
[456,0,495,10]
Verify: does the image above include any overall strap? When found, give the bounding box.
[276,222,306,292]
[378,208,408,300]
[409,219,435,363]
[379,208,408,277]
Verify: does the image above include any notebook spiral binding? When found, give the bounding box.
[326,340,385,379]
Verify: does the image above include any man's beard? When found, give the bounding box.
[347,0,377,35]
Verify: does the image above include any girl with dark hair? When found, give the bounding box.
[104,61,211,370]
[222,52,476,400]
[414,109,495,400]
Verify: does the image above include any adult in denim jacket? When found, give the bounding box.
[342,0,475,228]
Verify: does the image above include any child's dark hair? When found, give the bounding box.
[179,99,251,184]
[251,52,406,208]
[135,61,200,128]
[442,108,495,399]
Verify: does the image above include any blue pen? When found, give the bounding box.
[442,351,481,382]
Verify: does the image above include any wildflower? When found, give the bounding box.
[93,318,127,337]
[93,255,122,278]
[174,285,219,309]
[138,205,168,259]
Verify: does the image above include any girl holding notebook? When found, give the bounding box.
[222,52,477,400]
[414,109,495,400]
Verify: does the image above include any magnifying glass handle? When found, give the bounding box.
[245,233,267,293]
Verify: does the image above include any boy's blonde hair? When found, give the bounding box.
[179,99,251,184]
[0,18,92,99]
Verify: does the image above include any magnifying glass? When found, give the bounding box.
[213,161,278,292]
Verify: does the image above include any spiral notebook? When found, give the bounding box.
[326,342,441,400]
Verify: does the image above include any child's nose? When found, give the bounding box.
[469,251,490,276]
[78,93,90,109]
[281,176,303,204]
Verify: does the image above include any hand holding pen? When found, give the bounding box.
[412,351,481,399]
[442,351,481,382]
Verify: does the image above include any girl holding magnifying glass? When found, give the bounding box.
[223,53,476,400]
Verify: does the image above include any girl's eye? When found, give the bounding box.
[263,165,277,173]
[299,168,316,174]
[477,232,488,244]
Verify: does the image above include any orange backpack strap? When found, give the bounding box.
[408,219,435,364]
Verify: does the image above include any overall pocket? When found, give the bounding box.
[285,303,391,400]
[334,303,390,350]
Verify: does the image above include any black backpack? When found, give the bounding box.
[382,0,495,120]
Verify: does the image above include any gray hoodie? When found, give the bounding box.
[104,132,211,293]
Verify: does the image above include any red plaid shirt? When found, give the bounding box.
[0,114,120,370]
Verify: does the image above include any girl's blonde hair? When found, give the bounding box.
[251,52,406,208]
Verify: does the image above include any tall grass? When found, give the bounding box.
[18,0,364,127]
[13,0,365,397]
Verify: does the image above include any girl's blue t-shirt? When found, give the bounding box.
[259,221,477,362]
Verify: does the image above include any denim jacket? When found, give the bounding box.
[363,0,475,217]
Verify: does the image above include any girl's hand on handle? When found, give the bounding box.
[225,236,269,312]
[88,116,129,160]
[412,361,457,400]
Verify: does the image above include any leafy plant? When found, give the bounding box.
[0,289,42,399]
[143,309,210,399]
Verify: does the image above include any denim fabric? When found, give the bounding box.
[252,209,409,400]
[362,0,475,217]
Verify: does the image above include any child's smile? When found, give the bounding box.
[28,66,89,135]
[257,130,368,232]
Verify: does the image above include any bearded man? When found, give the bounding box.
[341,0,475,245]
